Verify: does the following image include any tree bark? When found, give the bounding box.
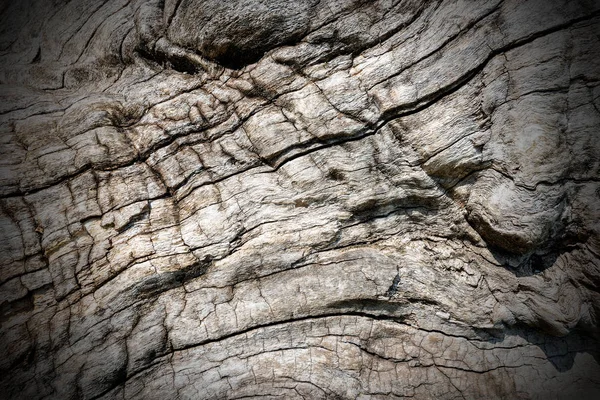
[1,0,599,398]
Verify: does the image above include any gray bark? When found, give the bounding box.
[1,0,599,398]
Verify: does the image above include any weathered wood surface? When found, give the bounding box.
[1,0,599,398]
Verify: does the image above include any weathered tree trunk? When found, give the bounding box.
[1,0,599,398]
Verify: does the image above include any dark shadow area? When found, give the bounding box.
[137,47,204,75]
[486,247,560,277]
[482,323,600,373]
[133,255,213,299]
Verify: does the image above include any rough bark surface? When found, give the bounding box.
[1,0,600,399]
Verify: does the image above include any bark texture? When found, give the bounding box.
[1,0,600,398]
